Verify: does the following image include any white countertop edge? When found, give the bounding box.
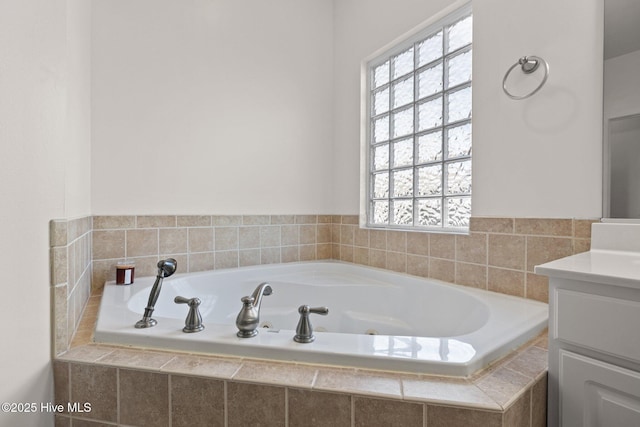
[535,249,640,289]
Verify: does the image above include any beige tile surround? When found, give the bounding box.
[51,214,596,356]
[51,214,595,426]
[88,214,595,299]
[56,325,548,427]
[50,216,92,355]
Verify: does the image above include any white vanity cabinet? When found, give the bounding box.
[535,223,640,427]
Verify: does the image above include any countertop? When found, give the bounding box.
[535,249,640,290]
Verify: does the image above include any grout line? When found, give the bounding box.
[223,381,228,427]
[66,362,72,417]
[116,367,121,426]
[350,394,355,427]
[284,387,289,427]
[167,374,172,427]
[423,402,427,427]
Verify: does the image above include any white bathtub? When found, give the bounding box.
[94,261,548,376]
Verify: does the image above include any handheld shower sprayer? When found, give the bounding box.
[134,258,177,328]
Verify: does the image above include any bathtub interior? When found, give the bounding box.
[125,267,491,338]
[97,261,548,376]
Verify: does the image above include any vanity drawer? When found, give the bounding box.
[555,288,640,363]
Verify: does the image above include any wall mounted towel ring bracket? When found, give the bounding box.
[502,55,549,100]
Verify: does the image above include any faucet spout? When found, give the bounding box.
[236,282,273,338]
[251,282,273,312]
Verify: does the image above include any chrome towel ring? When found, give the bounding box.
[502,55,549,100]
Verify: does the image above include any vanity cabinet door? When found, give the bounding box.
[559,350,640,427]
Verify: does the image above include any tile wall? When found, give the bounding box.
[51,214,597,356]
[51,215,589,426]
[50,217,92,355]
[53,332,549,427]
[332,216,597,303]
[90,215,334,293]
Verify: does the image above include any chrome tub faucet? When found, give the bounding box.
[134,258,177,328]
[236,282,273,338]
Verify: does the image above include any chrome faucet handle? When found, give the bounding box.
[174,296,204,333]
[294,305,329,343]
[236,296,259,338]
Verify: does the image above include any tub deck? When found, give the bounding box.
[93,261,548,376]
[60,290,548,426]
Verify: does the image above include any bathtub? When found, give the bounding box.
[94,261,548,376]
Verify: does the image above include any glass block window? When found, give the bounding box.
[367,7,472,231]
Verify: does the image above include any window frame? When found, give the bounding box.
[362,3,473,234]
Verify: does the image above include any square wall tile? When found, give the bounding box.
[281,225,299,246]
[171,375,224,427]
[189,227,214,252]
[126,229,159,257]
[119,369,169,427]
[430,258,455,283]
[354,397,423,427]
[456,233,487,264]
[288,389,351,427]
[300,224,317,244]
[503,389,531,427]
[488,234,525,270]
[369,230,387,250]
[386,230,406,252]
[260,226,281,247]
[239,226,261,249]
[407,232,429,256]
[227,382,285,427]
[239,249,260,267]
[526,236,573,272]
[488,268,525,297]
[455,262,487,289]
[69,364,117,422]
[92,230,125,260]
[159,228,187,254]
[215,227,239,251]
[300,244,317,261]
[281,246,300,263]
[430,234,455,259]
[189,252,215,272]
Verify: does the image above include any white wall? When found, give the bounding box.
[0,0,91,426]
[332,0,456,215]
[66,0,93,216]
[91,0,334,215]
[472,0,602,218]
[93,0,604,219]
[333,0,604,218]
[603,49,640,217]
[604,49,640,121]
[609,115,640,217]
